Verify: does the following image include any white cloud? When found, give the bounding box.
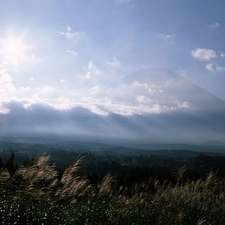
[76,96,165,115]
[157,33,176,44]
[88,61,94,70]
[206,62,225,72]
[51,96,76,110]
[2,82,16,92]
[206,62,215,71]
[76,61,101,80]
[191,48,217,61]
[76,96,193,116]
[60,79,66,83]
[132,81,148,88]
[219,51,225,58]
[177,101,191,109]
[42,85,54,93]
[0,68,17,111]
[90,85,100,95]
[136,95,152,104]
[66,50,78,56]
[58,26,85,40]
[215,65,225,71]
[209,22,220,28]
[85,72,91,79]
[0,68,12,83]
[29,77,34,82]
[86,60,101,77]
[131,81,164,93]
[105,57,121,67]
[0,107,8,114]
[19,86,31,92]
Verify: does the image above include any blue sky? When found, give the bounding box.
[0,0,225,114]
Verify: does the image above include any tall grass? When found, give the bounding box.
[1,154,225,224]
[14,153,59,196]
[0,168,10,185]
[56,156,91,198]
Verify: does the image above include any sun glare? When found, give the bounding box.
[0,36,27,65]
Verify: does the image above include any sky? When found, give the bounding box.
[0,0,225,115]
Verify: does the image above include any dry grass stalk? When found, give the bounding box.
[15,153,59,196]
[172,164,187,183]
[0,168,10,184]
[56,156,91,198]
[196,217,206,225]
[98,173,115,198]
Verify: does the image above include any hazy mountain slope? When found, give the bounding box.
[106,69,225,111]
[0,69,225,144]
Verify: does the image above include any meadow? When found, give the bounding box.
[1,153,225,224]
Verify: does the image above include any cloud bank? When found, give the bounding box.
[1,69,225,143]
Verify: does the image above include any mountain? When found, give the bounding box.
[0,69,225,144]
[203,140,225,146]
[106,69,225,111]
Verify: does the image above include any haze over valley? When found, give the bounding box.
[0,0,225,147]
[0,69,225,146]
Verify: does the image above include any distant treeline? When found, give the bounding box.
[2,148,225,187]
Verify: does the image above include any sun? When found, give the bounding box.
[0,36,28,65]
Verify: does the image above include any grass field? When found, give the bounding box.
[1,155,225,224]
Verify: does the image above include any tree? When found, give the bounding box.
[5,152,18,175]
[0,157,3,169]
